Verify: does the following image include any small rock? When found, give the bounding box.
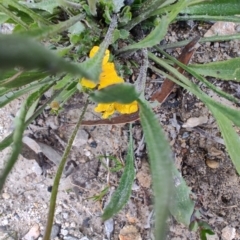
[182,116,208,128]
[61,229,69,236]
[70,222,76,228]
[79,237,90,240]
[51,224,60,238]
[2,219,8,225]
[62,212,69,219]
[23,224,40,240]
[221,226,236,240]
[206,159,219,169]
[73,130,89,147]
[2,192,10,200]
[64,235,79,240]
[206,233,219,240]
[104,218,114,239]
[119,225,142,240]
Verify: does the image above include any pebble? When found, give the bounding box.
[61,229,69,236]
[70,222,76,228]
[206,159,219,169]
[2,192,10,200]
[221,226,236,240]
[51,224,60,238]
[62,212,69,219]
[23,224,40,240]
[64,236,79,240]
[2,219,8,225]
[73,129,89,147]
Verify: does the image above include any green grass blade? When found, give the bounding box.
[209,106,240,174]
[138,98,173,239]
[102,124,135,220]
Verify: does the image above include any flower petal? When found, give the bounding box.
[95,103,115,119]
[81,78,97,89]
[98,63,124,89]
[114,101,138,114]
[89,46,110,65]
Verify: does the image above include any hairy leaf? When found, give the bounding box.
[119,15,168,52]
[209,106,240,174]
[189,58,240,81]
[90,83,140,104]
[138,99,173,239]
[169,167,194,226]
[102,125,135,220]
[183,0,240,16]
[0,34,92,80]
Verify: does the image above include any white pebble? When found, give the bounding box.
[70,222,76,228]
[61,229,69,236]
[2,192,10,199]
[2,219,8,225]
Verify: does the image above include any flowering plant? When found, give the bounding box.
[80,46,138,118]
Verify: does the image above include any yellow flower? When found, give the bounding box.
[80,46,138,118]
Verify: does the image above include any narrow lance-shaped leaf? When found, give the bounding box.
[189,58,240,81]
[0,81,55,191]
[118,15,168,53]
[209,105,240,174]
[169,166,195,226]
[0,34,92,80]
[148,52,240,127]
[138,98,173,239]
[90,83,140,104]
[0,83,64,152]
[102,124,135,220]
[182,0,240,16]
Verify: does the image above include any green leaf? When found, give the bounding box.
[148,52,240,128]
[209,106,240,174]
[119,15,169,52]
[113,0,125,13]
[0,81,55,191]
[4,0,50,25]
[0,78,53,108]
[90,83,140,104]
[169,166,195,226]
[0,71,48,88]
[138,99,173,239]
[0,12,9,24]
[0,34,91,80]
[183,0,240,16]
[19,0,59,14]
[189,58,240,81]
[102,125,135,220]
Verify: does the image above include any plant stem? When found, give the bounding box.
[43,100,89,240]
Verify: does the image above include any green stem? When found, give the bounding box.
[43,100,89,240]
